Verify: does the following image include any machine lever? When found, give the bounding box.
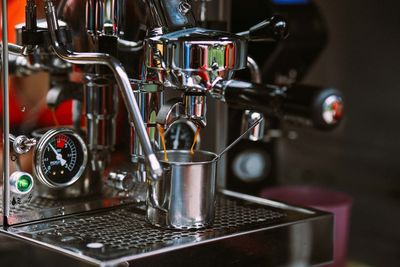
[212,80,344,130]
[237,16,289,42]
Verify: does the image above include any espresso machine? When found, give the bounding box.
[0,0,342,266]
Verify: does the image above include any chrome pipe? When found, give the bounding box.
[156,99,185,131]
[241,110,265,141]
[130,86,163,163]
[9,134,16,143]
[242,57,265,141]
[147,0,166,30]
[86,0,95,34]
[72,100,82,132]
[2,0,10,221]
[184,94,207,128]
[0,43,39,76]
[0,42,23,58]
[200,0,207,22]
[44,0,162,180]
[3,43,24,55]
[84,75,118,152]
[25,0,37,31]
[247,56,262,84]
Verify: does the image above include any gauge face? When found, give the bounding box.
[34,128,88,188]
[165,120,199,150]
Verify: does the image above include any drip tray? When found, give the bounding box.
[2,190,333,267]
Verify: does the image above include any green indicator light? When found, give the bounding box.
[17,175,32,193]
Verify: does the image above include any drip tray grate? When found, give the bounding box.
[12,195,287,261]
[0,185,146,216]
[0,197,62,215]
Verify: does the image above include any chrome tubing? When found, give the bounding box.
[130,85,163,164]
[243,57,265,141]
[44,0,162,180]
[25,0,37,31]
[1,0,10,220]
[0,43,41,76]
[84,75,118,152]
[247,56,262,84]
[184,94,207,127]
[0,43,24,55]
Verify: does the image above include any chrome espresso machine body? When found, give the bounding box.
[0,0,343,266]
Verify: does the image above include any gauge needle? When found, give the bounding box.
[173,124,181,149]
[49,143,67,166]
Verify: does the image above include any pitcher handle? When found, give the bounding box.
[148,178,168,213]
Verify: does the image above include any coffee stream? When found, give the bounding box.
[157,124,169,161]
[157,124,201,162]
[190,126,201,155]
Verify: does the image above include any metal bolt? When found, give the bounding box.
[179,1,192,15]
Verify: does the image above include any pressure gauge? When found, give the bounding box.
[33,128,88,189]
[165,119,200,150]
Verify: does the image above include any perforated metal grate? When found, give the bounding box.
[16,196,286,260]
[0,197,62,215]
[0,184,146,215]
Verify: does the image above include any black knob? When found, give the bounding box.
[283,85,344,130]
[238,16,289,42]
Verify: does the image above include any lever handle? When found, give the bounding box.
[213,80,343,130]
[237,16,289,42]
[283,84,344,130]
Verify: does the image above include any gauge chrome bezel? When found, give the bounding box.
[33,128,88,189]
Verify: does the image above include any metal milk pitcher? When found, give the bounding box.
[147,150,218,229]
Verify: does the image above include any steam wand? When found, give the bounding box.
[43,0,163,180]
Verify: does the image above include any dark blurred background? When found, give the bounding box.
[225,0,400,266]
[277,0,400,266]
